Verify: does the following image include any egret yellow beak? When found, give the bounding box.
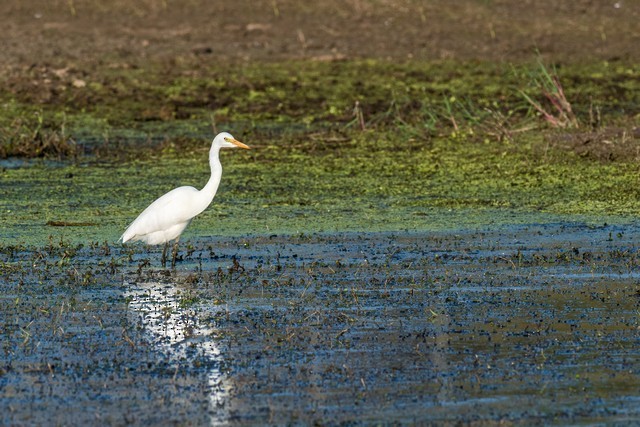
[225,137,250,149]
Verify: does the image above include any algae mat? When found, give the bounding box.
[1,224,639,425]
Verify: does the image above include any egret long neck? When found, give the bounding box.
[201,146,222,199]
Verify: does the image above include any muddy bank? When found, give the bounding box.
[1,223,639,424]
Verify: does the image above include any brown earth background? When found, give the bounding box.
[2,0,639,69]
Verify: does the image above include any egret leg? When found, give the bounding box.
[171,238,180,269]
[161,242,169,267]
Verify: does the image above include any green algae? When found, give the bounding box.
[1,59,640,245]
[2,129,640,246]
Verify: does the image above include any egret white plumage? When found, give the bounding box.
[120,132,249,267]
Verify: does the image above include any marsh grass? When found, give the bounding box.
[0,108,78,158]
[2,59,637,161]
[519,59,580,129]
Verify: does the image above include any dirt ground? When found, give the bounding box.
[1,0,639,70]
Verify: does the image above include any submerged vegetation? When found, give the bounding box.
[2,226,640,424]
[1,59,639,244]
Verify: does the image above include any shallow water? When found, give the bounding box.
[1,223,639,425]
[126,281,231,425]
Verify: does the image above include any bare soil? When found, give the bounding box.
[1,0,639,70]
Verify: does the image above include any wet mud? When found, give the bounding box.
[2,223,639,425]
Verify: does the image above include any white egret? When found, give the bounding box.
[120,132,250,267]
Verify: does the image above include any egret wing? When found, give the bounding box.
[121,186,201,242]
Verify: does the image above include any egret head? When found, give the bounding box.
[213,132,250,150]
